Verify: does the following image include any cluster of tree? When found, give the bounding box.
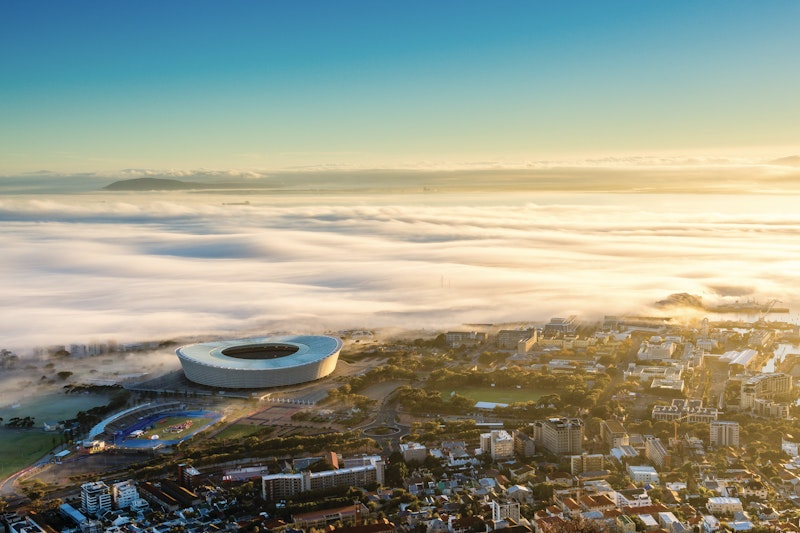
[0,349,19,369]
[394,386,474,415]
[326,388,376,411]
[63,383,123,394]
[4,415,35,428]
[406,419,482,446]
[427,366,601,393]
[68,389,131,431]
[275,485,367,518]
[477,351,510,366]
[341,364,417,394]
[184,430,378,466]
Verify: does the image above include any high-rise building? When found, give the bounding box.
[81,481,111,517]
[512,430,536,458]
[644,435,671,470]
[740,373,792,409]
[569,453,605,475]
[709,421,740,448]
[480,430,514,460]
[535,417,583,455]
[490,501,520,523]
[600,419,629,449]
[111,480,139,510]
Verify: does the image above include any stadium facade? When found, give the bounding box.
[176,335,342,388]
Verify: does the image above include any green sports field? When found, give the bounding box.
[211,423,264,441]
[436,386,547,405]
[0,430,55,480]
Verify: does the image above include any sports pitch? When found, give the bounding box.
[438,386,547,404]
[116,410,220,449]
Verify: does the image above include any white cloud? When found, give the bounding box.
[1,189,800,352]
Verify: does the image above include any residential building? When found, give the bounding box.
[81,481,111,518]
[111,480,139,510]
[512,430,536,458]
[638,336,677,361]
[741,373,792,409]
[601,419,629,449]
[614,488,651,508]
[627,465,659,485]
[535,417,583,455]
[652,399,719,423]
[292,503,369,529]
[480,430,514,460]
[490,501,520,523]
[709,421,739,448]
[262,456,384,501]
[445,331,486,348]
[569,453,605,475]
[138,482,180,512]
[706,497,743,515]
[544,316,577,335]
[399,442,428,464]
[497,329,536,350]
[753,398,791,419]
[782,434,800,457]
[644,436,671,469]
[177,463,202,489]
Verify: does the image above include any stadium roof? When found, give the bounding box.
[177,335,342,370]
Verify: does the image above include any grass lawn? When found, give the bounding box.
[211,423,264,441]
[0,430,55,480]
[436,386,548,405]
[136,416,213,441]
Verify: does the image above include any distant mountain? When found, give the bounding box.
[103,177,209,191]
[655,293,705,310]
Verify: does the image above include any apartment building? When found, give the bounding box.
[480,430,514,460]
[535,417,583,455]
[601,419,630,449]
[262,456,384,501]
[709,421,740,448]
[81,481,112,518]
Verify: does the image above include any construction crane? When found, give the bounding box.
[759,299,781,322]
[673,413,692,445]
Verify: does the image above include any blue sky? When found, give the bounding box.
[1,1,799,173]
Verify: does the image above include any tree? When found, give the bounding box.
[386,460,409,487]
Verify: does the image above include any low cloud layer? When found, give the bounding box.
[2,188,800,352]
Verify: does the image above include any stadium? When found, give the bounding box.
[175,335,343,389]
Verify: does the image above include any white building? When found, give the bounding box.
[627,465,659,485]
[81,481,111,517]
[706,497,743,515]
[782,434,800,457]
[741,373,792,409]
[480,430,514,460]
[490,500,520,523]
[111,480,139,510]
[637,336,677,361]
[400,442,428,464]
[709,421,739,448]
[262,456,384,501]
[644,435,671,469]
